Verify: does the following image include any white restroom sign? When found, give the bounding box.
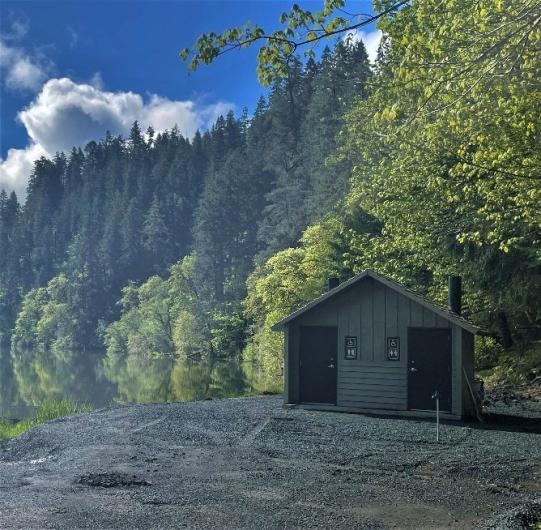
[345,336,357,360]
[387,337,400,360]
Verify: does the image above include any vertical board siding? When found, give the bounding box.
[436,315,451,328]
[372,281,386,362]
[338,287,361,369]
[452,326,462,416]
[359,280,373,361]
[290,326,300,403]
[396,293,410,369]
[461,331,475,417]
[411,300,424,326]
[385,287,399,337]
[338,281,412,409]
[423,307,437,327]
[284,327,290,404]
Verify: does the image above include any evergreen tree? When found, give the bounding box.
[143,194,172,273]
[256,59,311,257]
[301,40,371,218]
[0,40,400,406]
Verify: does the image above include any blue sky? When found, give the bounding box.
[0,0,377,197]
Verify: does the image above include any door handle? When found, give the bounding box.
[328,364,335,368]
[409,367,418,373]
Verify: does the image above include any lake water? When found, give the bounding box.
[0,344,259,413]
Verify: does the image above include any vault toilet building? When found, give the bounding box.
[272,270,480,419]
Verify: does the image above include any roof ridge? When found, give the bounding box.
[271,269,479,334]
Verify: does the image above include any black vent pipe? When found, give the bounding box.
[327,277,340,291]
[448,276,462,315]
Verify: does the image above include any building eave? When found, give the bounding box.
[271,269,480,334]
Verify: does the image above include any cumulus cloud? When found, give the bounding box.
[0,77,234,198]
[18,78,234,153]
[344,28,383,64]
[0,144,46,199]
[0,40,51,92]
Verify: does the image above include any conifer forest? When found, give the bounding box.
[0,0,540,408]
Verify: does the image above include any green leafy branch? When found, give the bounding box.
[180,0,409,85]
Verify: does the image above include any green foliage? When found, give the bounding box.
[243,328,284,394]
[0,191,22,405]
[143,194,172,273]
[1,35,373,406]
[103,256,248,402]
[340,0,541,339]
[2,3,540,405]
[0,399,92,440]
[479,344,541,388]
[210,308,246,360]
[243,221,349,390]
[344,0,541,253]
[180,0,404,85]
[104,262,186,402]
[242,0,540,387]
[10,274,108,405]
[301,42,371,218]
[475,336,505,371]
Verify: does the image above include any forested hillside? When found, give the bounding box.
[0,41,372,405]
[1,0,540,407]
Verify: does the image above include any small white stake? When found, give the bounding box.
[432,390,440,443]
[436,395,439,443]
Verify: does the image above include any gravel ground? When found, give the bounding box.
[0,396,540,529]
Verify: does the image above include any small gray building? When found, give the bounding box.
[272,270,480,420]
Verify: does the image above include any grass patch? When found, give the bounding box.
[0,400,92,440]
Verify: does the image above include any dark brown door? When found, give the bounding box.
[408,327,452,412]
[299,326,337,404]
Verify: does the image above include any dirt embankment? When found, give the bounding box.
[483,384,541,419]
[0,396,540,529]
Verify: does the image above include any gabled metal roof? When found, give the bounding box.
[271,269,480,334]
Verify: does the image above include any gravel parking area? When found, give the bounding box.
[0,396,540,529]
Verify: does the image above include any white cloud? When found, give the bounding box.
[344,29,383,65]
[5,55,47,91]
[89,72,104,89]
[140,94,232,138]
[0,144,46,199]
[67,26,79,48]
[0,40,50,92]
[0,77,234,199]
[18,78,234,153]
[1,16,29,42]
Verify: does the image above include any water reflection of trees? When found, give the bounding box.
[3,346,250,407]
[113,356,248,404]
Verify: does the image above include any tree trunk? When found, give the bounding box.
[496,311,513,348]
